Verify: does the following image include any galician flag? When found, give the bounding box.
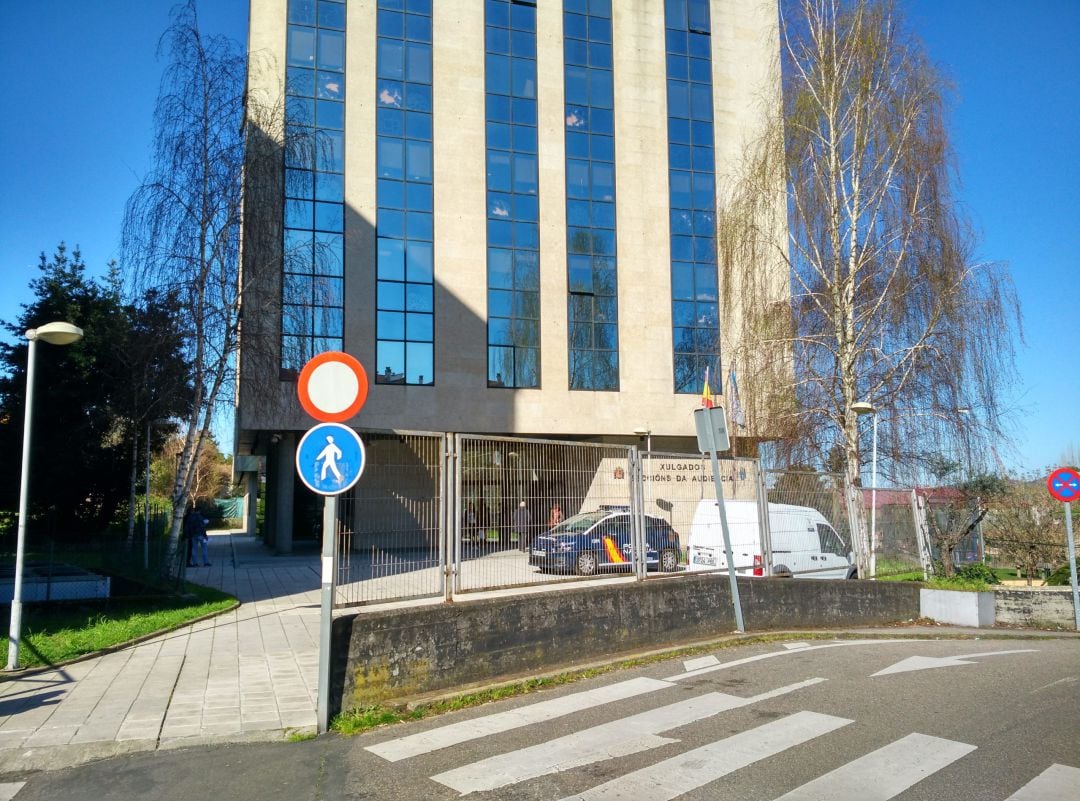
[701,366,714,408]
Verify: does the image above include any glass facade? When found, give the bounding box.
[564,0,618,391]
[282,0,347,372]
[375,0,435,385]
[664,0,720,393]
[484,0,540,388]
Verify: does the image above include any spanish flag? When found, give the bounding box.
[701,366,714,408]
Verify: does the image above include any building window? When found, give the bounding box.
[665,0,720,394]
[563,0,618,391]
[485,0,540,388]
[282,0,347,372]
[375,0,434,385]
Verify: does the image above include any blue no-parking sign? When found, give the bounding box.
[296,422,366,496]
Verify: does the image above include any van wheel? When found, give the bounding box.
[575,551,598,576]
[846,568,859,580]
[773,564,793,578]
[659,549,679,572]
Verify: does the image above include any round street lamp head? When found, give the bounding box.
[28,321,83,346]
[850,401,876,416]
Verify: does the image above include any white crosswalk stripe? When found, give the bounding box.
[0,783,25,801]
[556,711,852,801]
[1004,764,1080,800]
[433,679,824,795]
[771,733,976,800]
[365,676,673,762]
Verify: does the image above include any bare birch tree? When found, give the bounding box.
[121,1,284,564]
[718,0,1020,575]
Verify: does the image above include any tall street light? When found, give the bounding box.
[851,401,878,579]
[7,322,84,671]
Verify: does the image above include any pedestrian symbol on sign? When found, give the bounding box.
[296,423,365,496]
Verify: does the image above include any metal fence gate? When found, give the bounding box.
[332,433,947,605]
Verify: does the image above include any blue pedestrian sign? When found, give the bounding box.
[296,423,366,496]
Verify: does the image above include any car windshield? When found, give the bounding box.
[550,510,607,534]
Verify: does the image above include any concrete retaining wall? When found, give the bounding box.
[331,575,921,711]
[995,588,1077,628]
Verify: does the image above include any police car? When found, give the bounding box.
[528,506,681,575]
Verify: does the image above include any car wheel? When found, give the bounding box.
[773,564,793,578]
[575,551,598,576]
[660,549,679,572]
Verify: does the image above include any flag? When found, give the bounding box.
[701,366,714,408]
[729,362,746,428]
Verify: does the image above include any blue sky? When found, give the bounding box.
[0,1,1076,471]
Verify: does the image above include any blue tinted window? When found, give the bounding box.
[485,0,540,388]
[666,0,720,392]
[376,0,435,385]
[563,1,618,391]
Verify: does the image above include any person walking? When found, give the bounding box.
[183,504,211,567]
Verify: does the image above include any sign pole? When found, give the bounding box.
[695,406,745,633]
[1064,502,1079,632]
[317,493,337,733]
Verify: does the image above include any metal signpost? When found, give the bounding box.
[1046,467,1080,631]
[296,352,369,733]
[693,405,745,632]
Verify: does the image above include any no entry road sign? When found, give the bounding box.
[296,422,366,496]
[297,351,369,423]
[1047,467,1080,503]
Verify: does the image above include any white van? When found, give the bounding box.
[686,499,856,579]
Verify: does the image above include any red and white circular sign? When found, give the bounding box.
[297,351,369,423]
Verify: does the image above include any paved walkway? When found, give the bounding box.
[0,532,323,773]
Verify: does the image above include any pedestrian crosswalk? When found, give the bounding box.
[363,667,1080,800]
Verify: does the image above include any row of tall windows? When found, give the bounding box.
[281,1,723,392]
[282,0,347,372]
[485,0,540,388]
[564,0,619,391]
[665,0,721,393]
[375,0,435,385]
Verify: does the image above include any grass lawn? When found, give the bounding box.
[0,583,237,671]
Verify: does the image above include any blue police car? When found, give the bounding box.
[528,506,681,575]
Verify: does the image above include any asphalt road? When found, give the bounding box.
[5,635,1078,801]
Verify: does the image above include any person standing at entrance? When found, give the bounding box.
[547,502,563,529]
[513,501,531,551]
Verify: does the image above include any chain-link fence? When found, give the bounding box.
[0,498,177,601]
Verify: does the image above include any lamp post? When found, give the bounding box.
[7,322,84,671]
[851,401,878,579]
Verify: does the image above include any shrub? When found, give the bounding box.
[955,563,1000,585]
[1046,559,1080,587]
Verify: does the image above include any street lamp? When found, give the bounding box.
[851,401,878,579]
[7,322,84,671]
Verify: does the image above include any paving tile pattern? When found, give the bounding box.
[0,533,321,770]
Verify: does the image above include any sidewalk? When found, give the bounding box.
[0,531,322,773]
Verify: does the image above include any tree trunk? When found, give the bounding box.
[126,431,139,545]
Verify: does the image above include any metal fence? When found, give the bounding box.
[334,431,447,605]
[330,433,992,605]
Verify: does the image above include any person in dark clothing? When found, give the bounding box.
[183,505,210,567]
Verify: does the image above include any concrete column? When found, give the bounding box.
[245,471,259,536]
[271,433,296,554]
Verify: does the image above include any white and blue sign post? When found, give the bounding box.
[694,405,745,633]
[295,352,370,733]
[1047,467,1080,631]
